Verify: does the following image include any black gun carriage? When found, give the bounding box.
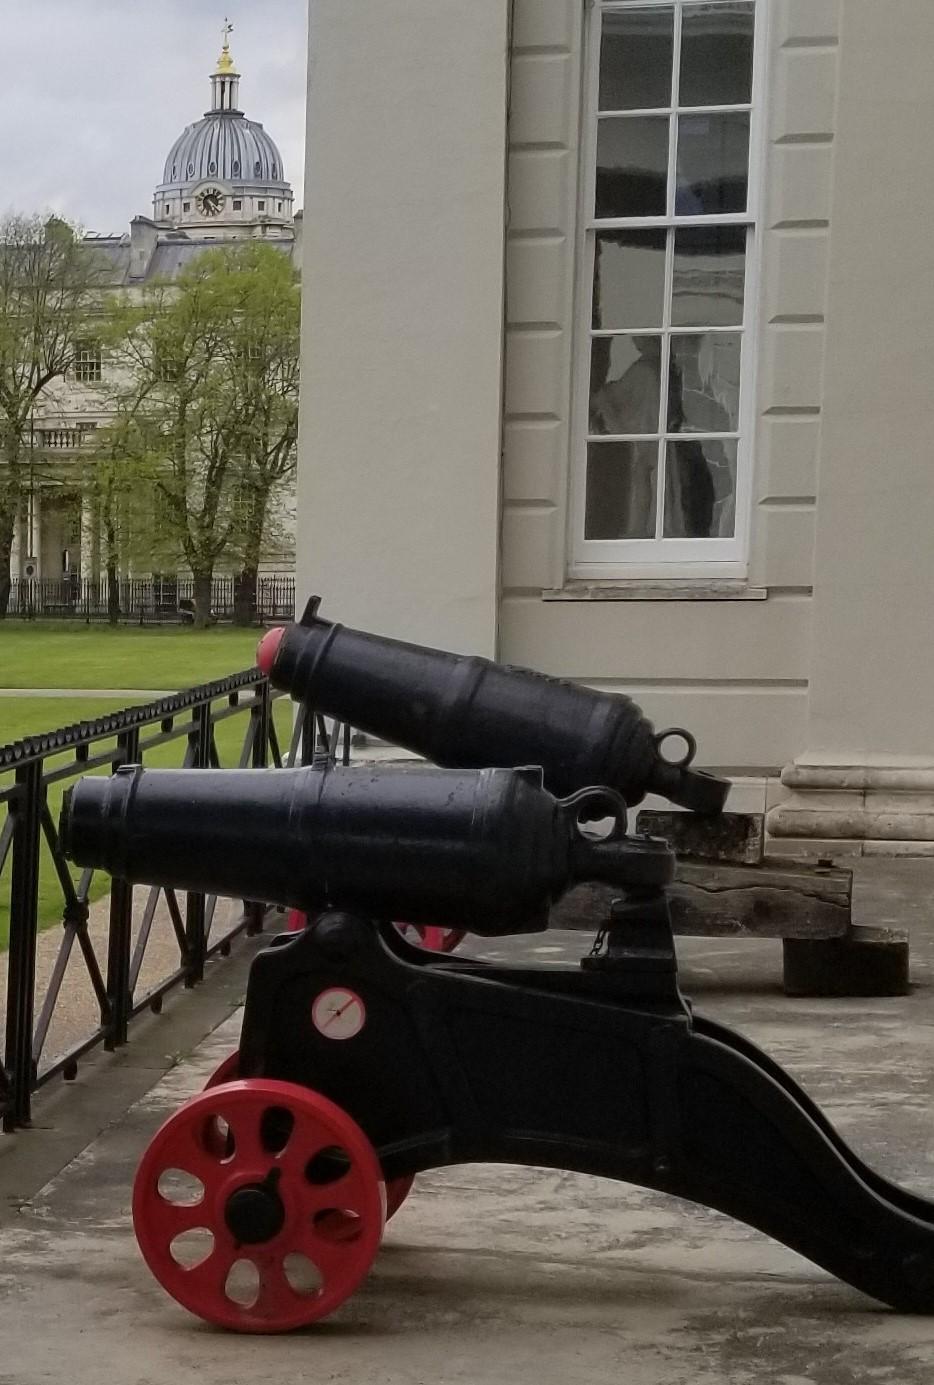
[61,723,934,1332]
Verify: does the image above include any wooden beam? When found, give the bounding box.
[551,860,852,940]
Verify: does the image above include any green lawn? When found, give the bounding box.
[0,696,296,949]
[0,622,264,690]
[0,623,296,948]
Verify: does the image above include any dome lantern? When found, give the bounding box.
[211,19,241,114]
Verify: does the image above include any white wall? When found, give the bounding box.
[295,0,510,655]
[498,0,841,770]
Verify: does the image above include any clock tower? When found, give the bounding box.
[152,25,294,241]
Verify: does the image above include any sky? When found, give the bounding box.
[0,0,308,233]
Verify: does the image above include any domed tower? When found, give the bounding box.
[153,25,294,239]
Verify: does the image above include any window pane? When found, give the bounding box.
[593,230,667,330]
[596,116,670,218]
[672,226,746,326]
[586,441,659,539]
[590,335,662,436]
[600,6,674,112]
[680,3,755,108]
[669,333,742,433]
[664,440,737,537]
[676,112,750,215]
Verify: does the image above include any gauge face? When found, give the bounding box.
[311,987,366,1041]
[196,187,225,217]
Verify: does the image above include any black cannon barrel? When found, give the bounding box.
[61,764,673,936]
[257,599,729,815]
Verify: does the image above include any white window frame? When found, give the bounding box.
[569,0,767,579]
[73,340,103,385]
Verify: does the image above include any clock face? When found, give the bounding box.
[196,187,225,217]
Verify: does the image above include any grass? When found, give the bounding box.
[0,696,296,949]
[0,622,295,948]
[0,621,264,690]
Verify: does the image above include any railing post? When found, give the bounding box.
[104,727,140,1049]
[3,760,43,1130]
[245,679,272,935]
[184,701,212,986]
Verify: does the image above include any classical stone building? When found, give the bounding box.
[296,0,934,855]
[10,32,300,586]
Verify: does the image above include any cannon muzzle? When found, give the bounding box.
[61,764,673,936]
[257,600,728,816]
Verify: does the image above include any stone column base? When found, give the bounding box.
[766,761,934,857]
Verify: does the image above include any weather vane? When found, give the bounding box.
[222,18,234,49]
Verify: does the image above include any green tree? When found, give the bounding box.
[221,244,299,624]
[110,243,300,628]
[0,214,107,617]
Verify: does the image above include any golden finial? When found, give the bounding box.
[215,18,235,74]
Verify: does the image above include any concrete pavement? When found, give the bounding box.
[0,866,933,1383]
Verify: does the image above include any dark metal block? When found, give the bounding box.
[635,809,764,864]
[783,926,911,998]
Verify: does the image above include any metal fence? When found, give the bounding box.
[0,673,355,1133]
[6,574,295,625]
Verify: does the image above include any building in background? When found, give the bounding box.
[10,31,301,587]
[296,0,934,856]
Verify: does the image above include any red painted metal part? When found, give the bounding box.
[290,910,465,956]
[204,1051,241,1089]
[385,1173,416,1219]
[203,1051,415,1220]
[133,1079,385,1332]
[256,626,286,676]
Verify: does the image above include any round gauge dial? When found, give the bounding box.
[196,187,225,217]
[311,987,366,1041]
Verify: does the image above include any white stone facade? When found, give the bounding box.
[295,0,934,853]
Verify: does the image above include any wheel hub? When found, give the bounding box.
[224,1172,285,1245]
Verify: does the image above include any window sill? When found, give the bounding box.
[541,580,768,603]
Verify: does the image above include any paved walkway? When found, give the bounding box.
[0,867,933,1383]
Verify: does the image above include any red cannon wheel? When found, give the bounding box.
[396,923,466,954]
[204,1051,240,1089]
[202,1054,415,1221]
[133,1079,385,1333]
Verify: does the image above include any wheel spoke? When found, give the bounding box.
[294,1165,373,1221]
[180,1242,237,1299]
[152,1197,210,1243]
[250,1253,305,1321]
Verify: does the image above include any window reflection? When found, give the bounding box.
[586,441,659,539]
[593,229,667,331]
[672,227,746,327]
[600,6,674,111]
[596,116,670,218]
[664,440,737,538]
[590,335,662,436]
[676,113,750,215]
[680,2,755,107]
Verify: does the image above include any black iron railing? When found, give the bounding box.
[7,574,295,625]
[0,673,354,1133]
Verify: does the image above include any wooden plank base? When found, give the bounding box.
[551,859,852,941]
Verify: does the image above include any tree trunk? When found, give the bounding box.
[106,563,120,625]
[233,567,258,627]
[0,502,15,620]
[233,486,270,627]
[192,570,214,629]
